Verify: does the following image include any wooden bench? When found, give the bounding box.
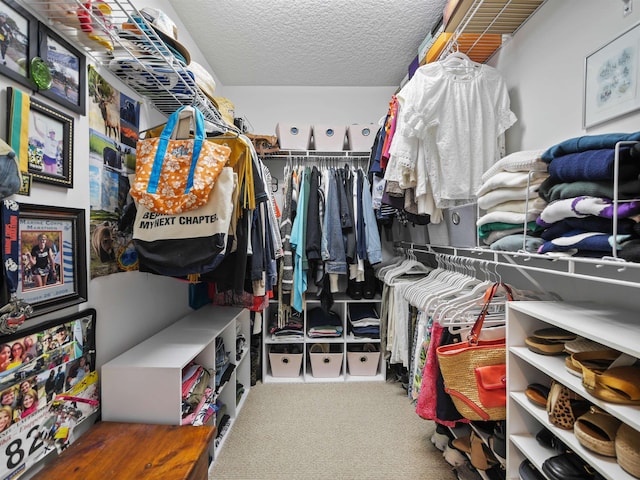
[31,421,215,480]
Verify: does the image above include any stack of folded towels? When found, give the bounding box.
[536,132,640,258]
[476,150,549,252]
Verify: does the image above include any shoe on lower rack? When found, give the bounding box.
[453,461,482,480]
[430,430,450,451]
[519,459,545,480]
[443,441,468,467]
[542,452,605,480]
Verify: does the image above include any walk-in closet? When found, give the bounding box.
[0,1,638,479]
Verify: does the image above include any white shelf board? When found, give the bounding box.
[176,306,246,332]
[510,346,640,432]
[103,330,215,369]
[511,391,635,480]
[305,336,345,343]
[304,373,346,383]
[507,301,640,358]
[344,373,385,382]
[510,433,552,475]
[265,336,304,344]
[263,374,305,384]
[345,335,381,343]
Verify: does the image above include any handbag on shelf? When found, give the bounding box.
[133,166,238,277]
[436,282,513,421]
[131,105,231,215]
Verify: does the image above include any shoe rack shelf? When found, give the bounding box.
[506,301,640,480]
[101,306,251,471]
[262,294,385,383]
[447,423,506,479]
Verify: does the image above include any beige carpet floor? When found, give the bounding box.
[210,381,457,479]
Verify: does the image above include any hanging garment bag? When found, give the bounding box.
[131,106,231,214]
[133,167,237,276]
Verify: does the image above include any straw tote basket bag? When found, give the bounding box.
[131,106,231,214]
[436,282,513,421]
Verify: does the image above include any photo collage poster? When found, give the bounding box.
[87,66,140,278]
[0,309,98,479]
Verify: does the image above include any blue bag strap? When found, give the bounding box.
[147,106,206,194]
[185,108,205,194]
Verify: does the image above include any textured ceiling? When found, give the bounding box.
[166,0,447,87]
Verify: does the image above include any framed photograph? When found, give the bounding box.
[36,23,86,115]
[584,22,640,128]
[0,308,98,479]
[0,0,37,89]
[6,89,74,188]
[18,204,87,317]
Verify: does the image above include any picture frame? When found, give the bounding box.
[583,22,640,128]
[7,87,74,188]
[0,0,37,89]
[17,204,87,317]
[0,308,98,479]
[36,23,86,115]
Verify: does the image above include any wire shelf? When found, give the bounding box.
[18,0,233,132]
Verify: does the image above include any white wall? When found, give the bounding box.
[224,86,396,136]
[483,0,640,307]
[491,0,640,151]
[0,63,192,370]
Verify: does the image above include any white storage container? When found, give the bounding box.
[269,350,303,377]
[275,123,312,150]
[346,123,377,151]
[427,220,450,246]
[445,203,477,247]
[313,124,346,151]
[309,351,343,377]
[347,351,380,376]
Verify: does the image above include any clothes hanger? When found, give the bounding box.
[441,50,480,75]
[376,255,406,280]
[402,256,470,312]
[382,254,431,285]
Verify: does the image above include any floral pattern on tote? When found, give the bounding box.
[132,138,231,214]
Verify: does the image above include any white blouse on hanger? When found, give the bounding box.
[393,61,517,208]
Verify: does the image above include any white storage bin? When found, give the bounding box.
[445,203,477,247]
[269,350,303,378]
[313,124,346,151]
[347,123,377,151]
[309,350,343,377]
[347,350,380,376]
[427,220,450,246]
[275,123,312,150]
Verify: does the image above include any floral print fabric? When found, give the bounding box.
[132,138,231,214]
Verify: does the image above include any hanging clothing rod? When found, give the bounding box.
[398,242,640,290]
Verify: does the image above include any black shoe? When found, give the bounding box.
[346,278,362,300]
[542,452,603,480]
[519,460,545,480]
[535,427,568,453]
[490,421,506,460]
[363,265,377,299]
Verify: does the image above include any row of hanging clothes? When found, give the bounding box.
[275,157,383,330]
[374,250,557,426]
[368,51,517,228]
